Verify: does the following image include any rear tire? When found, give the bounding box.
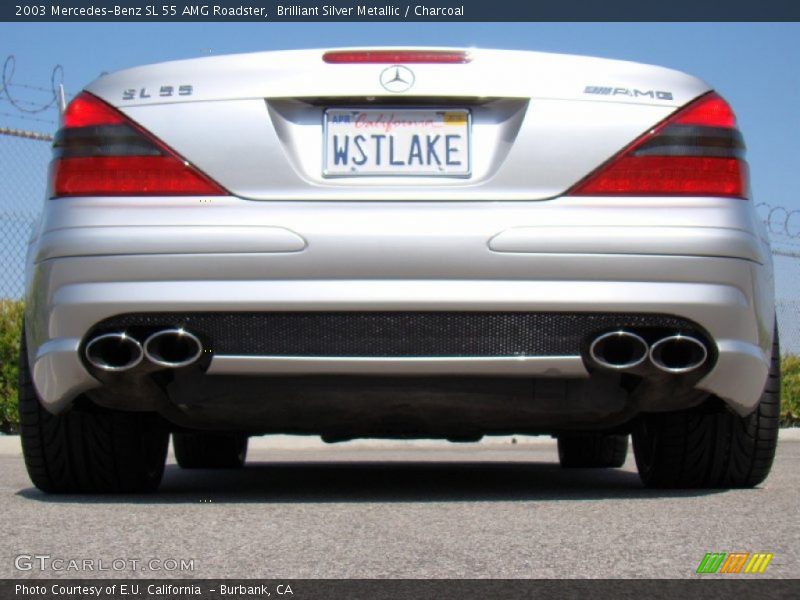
[557,433,629,468]
[632,327,780,489]
[173,432,248,469]
[18,328,169,494]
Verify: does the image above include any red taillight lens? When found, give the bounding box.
[51,157,227,196]
[671,93,736,128]
[569,156,747,197]
[62,93,126,127]
[50,92,226,197]
[323,50,471,64]
[568,92,748,199]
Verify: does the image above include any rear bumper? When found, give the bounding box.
[25,196,775,418]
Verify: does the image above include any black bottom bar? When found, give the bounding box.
[2,579,798,600]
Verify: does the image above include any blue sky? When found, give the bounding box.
[1,22,799,214]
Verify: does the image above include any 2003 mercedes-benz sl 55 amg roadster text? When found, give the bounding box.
[19,48,779,492]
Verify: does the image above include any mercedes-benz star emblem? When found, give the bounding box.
[379,65,415,93]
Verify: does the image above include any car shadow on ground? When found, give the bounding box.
[16,460,728,503]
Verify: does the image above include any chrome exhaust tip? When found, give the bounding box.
[589,331,649,370]
[144,329,203,368]
[649,335,708,374]
[84,333,144,372]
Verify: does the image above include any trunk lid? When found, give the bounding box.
[85,48,711,201]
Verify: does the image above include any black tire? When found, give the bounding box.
[632,327,781,489]
[18,328,169,494]
[173,432,248,469]
[557,433,629,468]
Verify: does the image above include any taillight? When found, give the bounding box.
[568,92,748,199]
[50,92,226,197]
[323,49,471,64]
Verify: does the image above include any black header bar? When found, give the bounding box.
[3,0,800,22]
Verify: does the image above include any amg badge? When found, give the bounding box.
[584,86,673,100]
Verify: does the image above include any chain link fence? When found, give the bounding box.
[766,206,800,354]
[776,278,800,354]
[1,127,800,354]
[0,128,52,299]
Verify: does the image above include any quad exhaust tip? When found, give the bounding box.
[85,333,144,372]
[589,330,649,370]
[649,335,708,374]
[143,329,203,369]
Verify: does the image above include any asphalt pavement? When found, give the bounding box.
[1,431,798,579]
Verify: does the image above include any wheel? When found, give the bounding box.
[173,432,248,469]
[557,433,629,468]
[632,326,780,489]
[18,328,169,493]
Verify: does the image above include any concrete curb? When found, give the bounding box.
[1,428,798,455]
[246,434,555,450]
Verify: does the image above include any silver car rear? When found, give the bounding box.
[19,48,779,492]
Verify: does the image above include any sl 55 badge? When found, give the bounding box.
[122,85,193,100]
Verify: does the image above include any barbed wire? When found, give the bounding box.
[773,248,800,258]
[756,202,800,239]
[4,81,73,96]
[2,97,57,108]
[0,111,57,126]
[0,55,64,115]
[0,126,54,141]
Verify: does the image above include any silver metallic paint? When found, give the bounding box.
[25,49,775,420]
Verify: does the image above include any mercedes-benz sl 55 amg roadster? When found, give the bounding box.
[19,48,779,492]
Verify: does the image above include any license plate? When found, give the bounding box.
[323,108,471,177]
